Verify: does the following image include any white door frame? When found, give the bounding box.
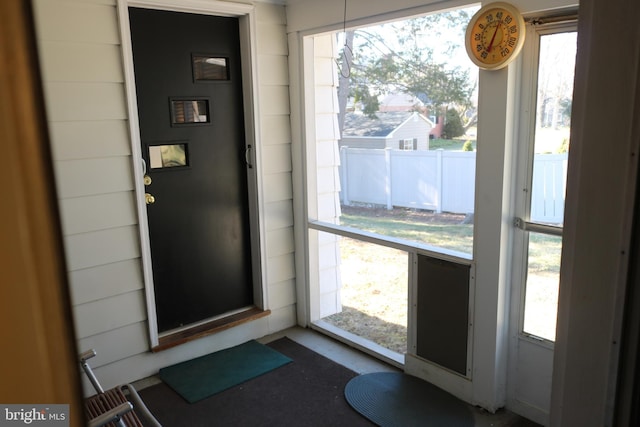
[507,20,577,426]
[116,0,264,347]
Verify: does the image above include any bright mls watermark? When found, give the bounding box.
[0,405,69,426]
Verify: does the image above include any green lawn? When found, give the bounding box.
[340,209,561,274]
[429,138,476,151]
[340,212,473,254]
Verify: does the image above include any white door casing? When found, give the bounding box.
[116,0,265,347]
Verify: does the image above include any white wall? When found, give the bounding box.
[33,0,296,391]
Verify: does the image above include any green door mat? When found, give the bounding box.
[159,340,292,403]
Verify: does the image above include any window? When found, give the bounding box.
[520,30,577,341]
[399,138,416,150]
[305,6,480,362]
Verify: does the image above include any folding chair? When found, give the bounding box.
[79,349,162,427]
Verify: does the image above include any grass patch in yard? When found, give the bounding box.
[323,236,408,354]
[339,207,473,255]
[429,138,476,151]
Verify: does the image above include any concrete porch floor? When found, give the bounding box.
[133,326,541,427]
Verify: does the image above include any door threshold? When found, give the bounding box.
[152,306,270,352]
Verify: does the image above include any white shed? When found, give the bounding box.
[340,111,434,150]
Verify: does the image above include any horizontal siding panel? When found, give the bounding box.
[33,0,120,44]
[317,167,340,193]
[74,290,146,338]
[40,42,124,83]
[262,144,292,174]
[263,172,293,203]
[316,113,340,140]
[77,322,149,369]
[261,115,291,145]
[60,191,137,235]
[267,305,297,333]
[315,87,338,114]
[259,86,290,116]
[264,200,294,231]
[317,141,340,167]
[314,57,336,86]
[69,259,143,305]
[314,35,335,58]
[54,156,134,198]
[49,120,131,160]
[256,22,288,56]
[266,253,295,284]
[65,226,141,271]
[256,3,286,25]
[44,82,127,122]
[268,279,296,310]
[258,55,289,86]
[265,227,295,257]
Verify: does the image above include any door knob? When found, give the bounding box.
[144,175,152,186]
[145,193,155,205]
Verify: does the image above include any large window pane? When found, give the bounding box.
[322,236,408,354]
[334,7,480,256]
[523,233,562,341]
[530,31,577,227]
[522,31,576,342]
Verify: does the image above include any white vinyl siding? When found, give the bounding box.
[255,3,297,333]
[33,0,295,391]
[309,34,343,319]
[32,0,147,387]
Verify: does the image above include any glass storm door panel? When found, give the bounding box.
[522,30,577,342]
[508,23,577,425]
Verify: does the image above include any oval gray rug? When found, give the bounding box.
[345,372,474,427]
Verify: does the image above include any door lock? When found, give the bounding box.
[145,193,156,205]
[144,175,152,186]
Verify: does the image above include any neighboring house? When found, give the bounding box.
[340,111,434,150]
[378,92,444,138]
[378,92,425,112]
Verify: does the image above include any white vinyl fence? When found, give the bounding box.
[339,147,568,223]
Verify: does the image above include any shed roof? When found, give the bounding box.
[342,111,431,137]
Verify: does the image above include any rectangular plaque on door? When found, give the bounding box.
[192,55,229,81]
[170,98,210,125]
[149,143,188,169]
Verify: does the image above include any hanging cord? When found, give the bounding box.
[337,0,353,78]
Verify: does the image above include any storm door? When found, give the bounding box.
[508,21,577,424]
[129,8,255,334]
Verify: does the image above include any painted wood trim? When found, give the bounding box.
[127,0,253,16]
[0,0,83,419]
[116,0,159,346]
[154,307,271,352]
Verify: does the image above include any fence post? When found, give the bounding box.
[340,146,349,206]
[436,149,443,213]
[385,147,392,210]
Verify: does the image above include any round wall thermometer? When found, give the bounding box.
[465,2,526,70]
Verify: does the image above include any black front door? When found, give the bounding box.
[129,8,254,333]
